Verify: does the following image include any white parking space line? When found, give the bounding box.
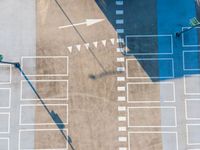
[21,56,69,76]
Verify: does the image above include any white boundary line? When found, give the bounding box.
[127,106,177,128]
[21,56,69,77]
[183,50,200,70]
[182,27,200,47]
[21,80,68,101]
[126,82,175,103]
[185,99,200,120]
[0,64,12,84]
[184,75,200,95]
[18,128,68,150]
[186,124,200,145]
[126,58,174,79]
[0,137,9,150]
[0,88,11,109]
[128,131,178,150]
[0,112,10,134]
[19,104,68,126]
[125,34,173,55]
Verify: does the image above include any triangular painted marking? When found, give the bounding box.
[102,40,107,46]
[93,42,98,48]
[68,46,72,53]
[85,43,89,49]
[76,45,81,51]
[110,38,115,45]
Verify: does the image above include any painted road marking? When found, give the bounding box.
[128,132,178,150]
[118,127,127,131]
[125,34,173,55]
[21,56,68,76]
[118,96,126,102]
[127,82,175,103]
[127,107,177,128]
[59,19,104,29]
[116,10,124,15]
[186,124,200,145]
[21,80,68,101]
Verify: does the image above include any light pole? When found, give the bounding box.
[176,17,200,37]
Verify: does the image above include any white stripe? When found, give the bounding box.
[118,126,127,131]
[116,10,124,15]
[117,57,124,62]
[116,29,124,33]
[116,48,124,52]
[116,19,124,24]
[116,1,124,5]
[117,38,124,43]
[118,106,126,111]
[119,147,127,150]
[117,77,125,81]
[118,116,126,121]
[118,86,125,91]
[118,136,127,142]
[118,96,126,101]
[117,67,125,72]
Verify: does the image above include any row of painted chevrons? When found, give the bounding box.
[67,38,125,53]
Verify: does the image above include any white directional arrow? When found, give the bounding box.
[59,19,104,29]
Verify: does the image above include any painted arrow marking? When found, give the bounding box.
[59,19,104,29]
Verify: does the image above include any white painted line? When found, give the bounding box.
[128,131,178,150]
[118,126,127,131]
[19,129,68,150]
[117,86,125,91]
[0,88,11,108]
[127,107,177,128]
[21,80,68,101]
[21,56,69,76]
[185,99,200,120]
[116,10,124,15]
[117,38,125,43]
[125,34,173,55]
[0,113,10,134]
[118,136,127,142]
[118,116,126,121]
[118,106,126,111]
[19,104,68,125]
[183,50,200,70]
[116,48,124,52]
[117,57,125,62]
[186,124,200,145]
[117,77,125,81]
[116,29,124,34]
[118,96,126,101]
[59,19,104,29]
[0,138,9,150]
[117,67,125,72]
[119,147,127,150]
[184,75,200,95]
[0,64,12,84]
[127,82,175,103]
[116,1,124,5]
[126,58,174,79]
[182,27,200,47]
